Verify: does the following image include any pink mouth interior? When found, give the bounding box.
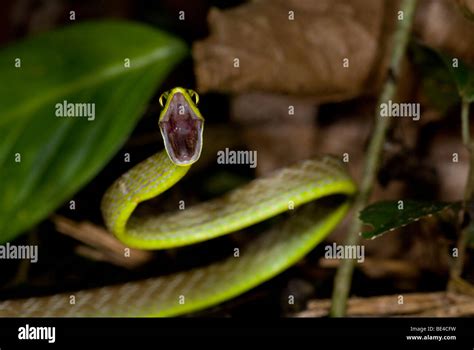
[159,93,203,164]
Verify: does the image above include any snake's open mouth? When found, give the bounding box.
[159,92,204,166]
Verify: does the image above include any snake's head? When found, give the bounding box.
[158,87,204,166]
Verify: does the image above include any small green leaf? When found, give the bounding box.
[360,200,459,239]
[0,21,187,243]
[441,55,474,102]
[411,44,460,113]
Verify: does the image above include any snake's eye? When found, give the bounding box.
[187,89,199,105]
[159,91,170,107]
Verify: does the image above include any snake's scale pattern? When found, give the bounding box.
[0,154,355,316]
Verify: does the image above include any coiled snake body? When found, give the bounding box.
[0,88,356,317]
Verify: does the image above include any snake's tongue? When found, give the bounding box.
[159,93,203,166]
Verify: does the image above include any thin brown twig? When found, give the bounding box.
[449,99,472,288]
[297,292,474,317]
[51,215,153,269]
[330,0,419,316]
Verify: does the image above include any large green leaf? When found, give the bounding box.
[360,200,458,239]
[0,21,187,243]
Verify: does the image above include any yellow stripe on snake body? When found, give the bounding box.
[0,153,355,317]
[0,88,356,316]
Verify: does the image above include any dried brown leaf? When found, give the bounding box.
[455,0,474,21]
[415,0,474,64]
[193,0,386,101]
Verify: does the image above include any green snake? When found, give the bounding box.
[0,87,356,317]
